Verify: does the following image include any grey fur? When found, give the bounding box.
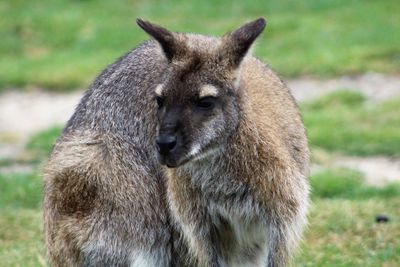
[44,41,192,266]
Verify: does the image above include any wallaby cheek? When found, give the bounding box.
[197,116,227,149]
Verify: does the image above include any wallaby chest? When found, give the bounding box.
[208,199,268,266]
[183,164,268,264]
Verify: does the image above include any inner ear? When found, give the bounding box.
[136,18,183,62]
[220,18,267,68]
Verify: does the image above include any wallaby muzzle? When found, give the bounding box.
[156,133,177,156]
[156,107,186,167]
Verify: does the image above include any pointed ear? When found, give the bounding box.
[136,18,182,62]
[220,18,267,69]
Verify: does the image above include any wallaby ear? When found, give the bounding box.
[221,18,267,69]
[136,18,181,62]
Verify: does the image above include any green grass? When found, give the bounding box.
[0,208,46,267]
[26,126,62,163]
[303,91,400,156]
[311,168,400,199]
[0,170,46,266]
[0,172,42,209]
[297,198,400,266]
[1,0,399,90]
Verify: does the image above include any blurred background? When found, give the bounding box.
[0,0,399,266]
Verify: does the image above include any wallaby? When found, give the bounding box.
[140,18,311,266]
[43,18,309,267]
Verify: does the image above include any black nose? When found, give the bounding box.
[156,134,177,155]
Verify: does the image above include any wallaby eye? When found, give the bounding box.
[156,96,164,109]
[196,97,215,110]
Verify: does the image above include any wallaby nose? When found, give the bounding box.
[156,134,177,155]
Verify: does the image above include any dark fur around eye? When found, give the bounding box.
[196,97,216,110]
[156,96,164,108]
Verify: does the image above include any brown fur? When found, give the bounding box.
[143,18,310,266]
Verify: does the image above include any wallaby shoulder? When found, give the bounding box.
[64,40,168,143]
[239,56,309,174]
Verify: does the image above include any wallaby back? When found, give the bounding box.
[43,41,192,266]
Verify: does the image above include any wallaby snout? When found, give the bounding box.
[156,133,177,155]
[156,109,185,167]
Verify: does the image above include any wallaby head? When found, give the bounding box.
[137,18,266,167]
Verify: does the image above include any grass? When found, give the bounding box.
[0,126,62,167]
[311,168,400,199]
[0,172,42,209]
[303,91,400,156]
[25,126,62,163]
[297,198,400,266]
[1,0,399,91]
[0,208,46,267]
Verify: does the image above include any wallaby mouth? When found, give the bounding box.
[157,147,193,168]
[159,155,179,168]
[156,133,181,167]
[161,156,196,168]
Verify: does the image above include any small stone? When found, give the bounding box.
[376,215,389,223]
